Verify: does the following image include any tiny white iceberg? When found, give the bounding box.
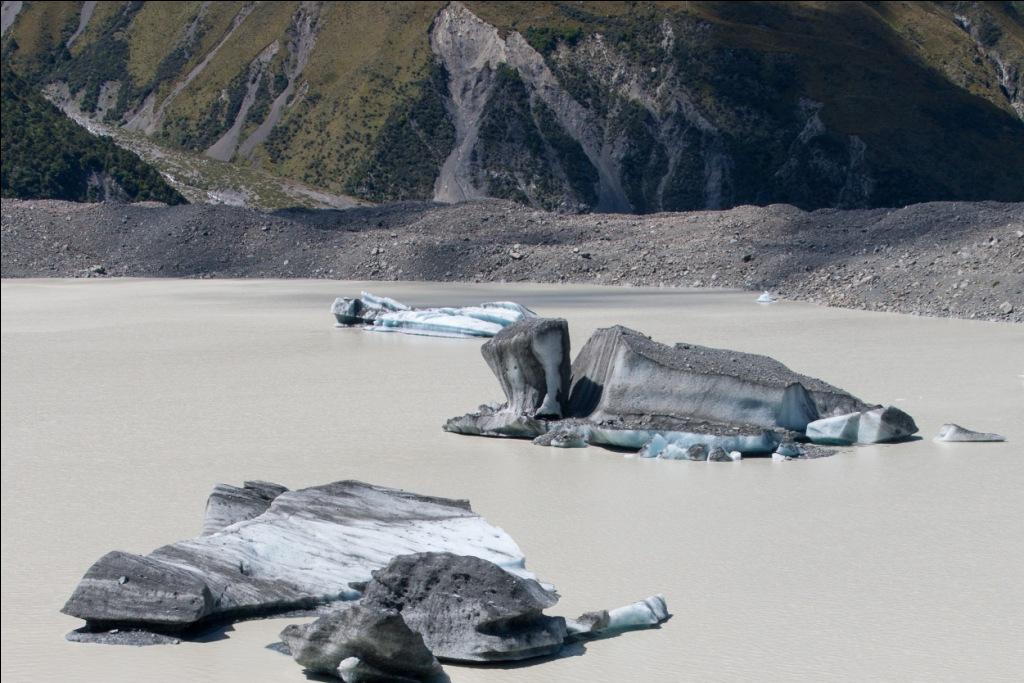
[756,290,777,304]
[332,292,536,338]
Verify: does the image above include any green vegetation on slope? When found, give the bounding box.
[2,1,1021,211]
[0,66,185,204]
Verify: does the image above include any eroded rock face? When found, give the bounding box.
[481,317,571,418]
[279,604,442,681]
[63,481,528,638]
[935,423,1006,442]
[360,552,567,662]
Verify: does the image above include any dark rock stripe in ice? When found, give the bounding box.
[201,480,288,535]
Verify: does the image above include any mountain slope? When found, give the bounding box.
[1,66,184,203]
[3,1,1022,212]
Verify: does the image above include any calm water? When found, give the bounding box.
[2,279,1022,682]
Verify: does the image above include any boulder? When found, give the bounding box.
[359,552,567,662]
[935,424,1006,442]
[63,481,528,639]
[280,604,442,681]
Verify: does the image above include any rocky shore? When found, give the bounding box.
[2,198,1021,322]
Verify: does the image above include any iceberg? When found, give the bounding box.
[935,423,1006,442]
[757,291,777,304]
[62,481,531,642]
[332,292,536,338]
[445,321,914,462]
[805,406,918,445]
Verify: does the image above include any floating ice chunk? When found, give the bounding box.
[757,291,777,304]
[708,447,741,462]
[566,595,671,639]
[333,292,536,338]
[806,406,918,445]
[857,406,917,443]
[805,412,860,445]
[606,595,670,631]
[935,423,1006,442]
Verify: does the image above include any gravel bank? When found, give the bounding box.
[2,198,1021,322]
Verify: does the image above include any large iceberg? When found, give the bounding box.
[332,292,535,338]
[445,320,918,458]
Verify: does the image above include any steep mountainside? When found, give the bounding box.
[1,65,183,203]
[3,1,1022,212]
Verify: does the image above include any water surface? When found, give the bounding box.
[2,279,1022,681]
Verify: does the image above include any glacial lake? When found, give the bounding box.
[2,279,1022,682]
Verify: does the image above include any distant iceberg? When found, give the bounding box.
[756,291,777,304]
[332,292,535,338]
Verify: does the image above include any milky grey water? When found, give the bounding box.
[2,279,1022,682]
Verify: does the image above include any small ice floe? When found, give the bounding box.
[935,424,1006,442]
[756,290,777,304]
[332,292,535,338]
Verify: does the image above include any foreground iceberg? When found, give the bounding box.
[445,320,918,459]
[64,482,669,679]
[332,292,535,338]
[63,481,529,641]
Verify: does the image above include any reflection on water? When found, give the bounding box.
[2,279,1022,682]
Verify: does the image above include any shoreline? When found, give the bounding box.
[2,198,1021,323]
